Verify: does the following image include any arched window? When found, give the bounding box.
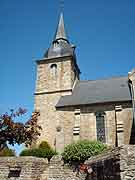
[95,112,106,143]
[50,64,57,77]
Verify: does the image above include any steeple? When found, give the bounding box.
[44,13,72,58]
[54,12,67,41]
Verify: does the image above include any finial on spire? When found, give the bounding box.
[60,0,64,12]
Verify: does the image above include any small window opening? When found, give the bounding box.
[8,167,21,178]
[50,64,57,77]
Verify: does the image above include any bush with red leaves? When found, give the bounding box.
[0,108,41,151]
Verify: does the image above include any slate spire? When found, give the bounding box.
[54,12,67,41]
[44,12,73,58]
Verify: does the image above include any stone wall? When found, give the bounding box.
[34,56,78,150]
[56,102,132,152]
[0,145,135,180]
[35,57,76,93]
[85,148,121,180]
[85,145,135,180]
[42,155,81,180]
[35,98,132,152]
[0,156,81,180]
[120,145,135,179]
[0,157,48,180]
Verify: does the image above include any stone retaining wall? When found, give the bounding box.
[85,145,135,180]
[0,157,48,180]
[0,145,135,180]
[0,156,80,180]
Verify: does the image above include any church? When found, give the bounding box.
[34,13,135,152]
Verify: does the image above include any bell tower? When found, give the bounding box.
[34,13,80,149]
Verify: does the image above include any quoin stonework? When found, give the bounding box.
[34,13,135,152]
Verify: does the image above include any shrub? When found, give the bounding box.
[20,141,57,160]
[39,141,51,150]
[62,140,107,163]
[20,148,57,160]
[0,148,15,157]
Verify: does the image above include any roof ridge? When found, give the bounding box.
[80,75,128,83]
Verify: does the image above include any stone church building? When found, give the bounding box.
[34,13,135,152]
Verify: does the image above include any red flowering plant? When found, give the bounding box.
[0,108,41,151]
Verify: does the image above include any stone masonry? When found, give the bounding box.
[35,54,133,152]
[55,102,133,151]
[34,56,79,150]
[34,55,134,153]
[85,145,135,180]
[0,145,135,180]
[0,157,48,180]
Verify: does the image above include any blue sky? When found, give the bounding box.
[0,0,135,152]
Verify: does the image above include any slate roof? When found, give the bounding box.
[56,76,132,107]
[54,12,67,40]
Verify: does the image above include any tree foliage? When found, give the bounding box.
[0,108,41,151]
[62,140,107,163]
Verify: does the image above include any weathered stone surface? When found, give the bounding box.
[0,155,84,180]
[85,145,135,180]
[35,67,133,152]
[34,56,79,151]
[34,39,134,153]
[0,157,48,180]
[0,146,135,179]
[120,145,135,179]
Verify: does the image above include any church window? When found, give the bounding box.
[50,64,57,77]
[95,112,106,143]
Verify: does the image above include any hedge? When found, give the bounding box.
[20,141,57,160]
